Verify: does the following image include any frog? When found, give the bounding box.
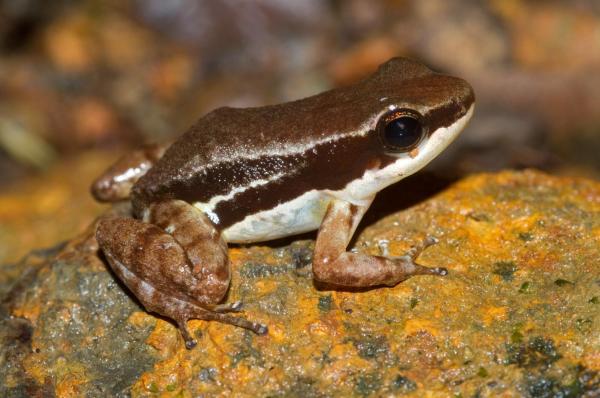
[92,57,474,349]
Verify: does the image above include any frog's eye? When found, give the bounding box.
[377,110,425,152]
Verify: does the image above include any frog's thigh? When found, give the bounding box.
[96,213,227,306]
[312,199,447,287]
[145,200,230,302]
[97,215,266,348]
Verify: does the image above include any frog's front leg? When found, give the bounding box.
[96,200,267,349]
[312,199,447,287]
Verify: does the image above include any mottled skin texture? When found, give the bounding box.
[92,58,475,349]
[96,202,265,349]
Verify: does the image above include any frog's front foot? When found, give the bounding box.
[312,200,448,288]
[392,236,448,278]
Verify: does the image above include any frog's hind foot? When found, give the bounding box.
[176,304,268,349]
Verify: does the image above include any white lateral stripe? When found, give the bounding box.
[190,110,388,170]
[193,170,289,223]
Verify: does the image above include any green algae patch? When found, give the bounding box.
[493,261,518,281]
[2,170,599,397]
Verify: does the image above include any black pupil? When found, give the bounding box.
[384,116,422,149]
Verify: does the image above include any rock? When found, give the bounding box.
[1,170,599,396]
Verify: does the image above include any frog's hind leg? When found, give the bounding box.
[144,200,232,304]
[96,201,267,349]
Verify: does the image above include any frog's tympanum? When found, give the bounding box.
[92,58,474,348]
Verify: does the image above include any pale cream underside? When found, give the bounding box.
[194,104,474,243]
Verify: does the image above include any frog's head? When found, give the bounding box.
[370,57,474,159]
[338,57,475,199]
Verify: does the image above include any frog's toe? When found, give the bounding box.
[255,323,269,335]
[404,235,439,260]
[185,340,197,350]
[176,318,198,349]
[209,300,243,313]
[174,304,267,349]
[392,259,448,278]
[390,236,448,280]
[174,305,267,349]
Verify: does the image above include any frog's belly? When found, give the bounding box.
[214,190,330,243]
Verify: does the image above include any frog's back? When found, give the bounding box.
[131,99,384,230]
[132,57,473,233]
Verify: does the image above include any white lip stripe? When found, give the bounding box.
[329,104,474,204]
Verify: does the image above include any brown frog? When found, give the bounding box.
[92,58,474,348]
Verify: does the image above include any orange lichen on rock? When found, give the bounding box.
[10,290,42,324]
[145,319,180,357]
[4,170,600,396]
[0,153,108,265]
[404,318,441,337]
[480,305,509,326]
